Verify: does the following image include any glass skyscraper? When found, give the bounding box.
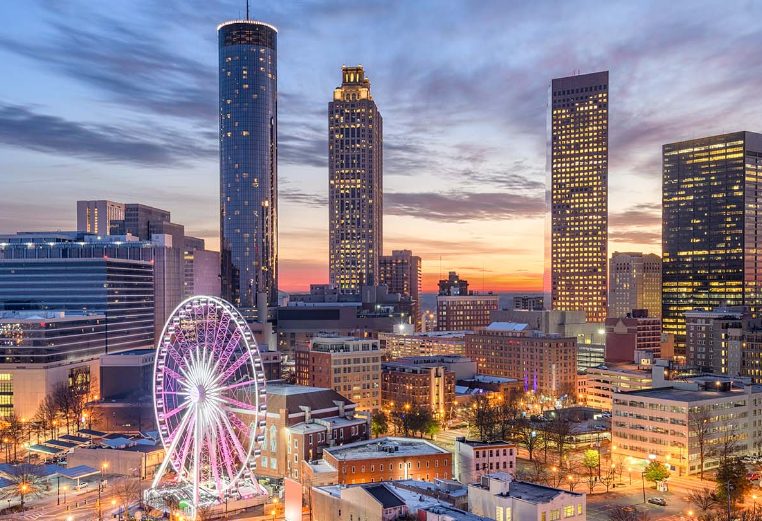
[550,71,609,323]
[662,131,762,352]
[328,66,383,295]
[218,20,278,313]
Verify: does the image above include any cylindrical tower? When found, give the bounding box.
[218,20,278,314]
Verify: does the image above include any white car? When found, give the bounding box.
[74,482,89,491]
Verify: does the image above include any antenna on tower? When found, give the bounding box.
[246,0,250,20]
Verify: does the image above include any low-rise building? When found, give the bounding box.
[378,330,466,358]
[454,438,516,484]
[468,472,586,521]
[310,437,451,485]
[612,381,762,475]
[295,337,383,411]
[581,364,653,411]
[67,438,164,479]
[257,383,367,482]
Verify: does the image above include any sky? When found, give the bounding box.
[1,0,761,293]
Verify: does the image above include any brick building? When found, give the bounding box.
[381,357,456,421]
[465,323,577,396]
[295,337,383,411]
[258,383,369,482]
[436,295,499,331]
[315,437,452,485]
[604,311,662,363]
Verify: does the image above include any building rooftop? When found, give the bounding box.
[364,484,406,509]
[617,385,761,402]
[422,505,492,521]
[266,383,356,416]
[476,473,583,503]
[323,437,448,461]
[456,438,515,448]
[485,322,529,332]
[381,331,466,339]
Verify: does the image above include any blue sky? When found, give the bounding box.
[1,0,761,291]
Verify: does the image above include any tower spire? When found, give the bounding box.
[246,0,249,20]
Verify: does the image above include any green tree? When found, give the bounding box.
[371,411,388,438]
[582,449,600,493]
[715,457,749,511]
[643,461,670,485]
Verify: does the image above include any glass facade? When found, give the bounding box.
[550,71,609,323]
[329,66,383,295]
[0,242,155,353]
[218,20,278,312]
[0,315,107,364]
[662,131,762,352]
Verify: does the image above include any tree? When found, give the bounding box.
[4,413,25,462]
[463,394,497,441]
[689,407,712,480]
[582,449,600,493]
[514,418,540,461]
[547,413,575,463]
[371,411,388,438]
[608,507,652,521]
[687,488,719,521]
[34,394,59,441]
[643,461,670,485]
[715,457,749,512]
[111,477,143,518]
[2,464,46,511]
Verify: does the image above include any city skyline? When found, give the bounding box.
[1,1,762,293]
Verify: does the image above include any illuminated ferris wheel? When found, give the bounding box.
[151,296,267,509]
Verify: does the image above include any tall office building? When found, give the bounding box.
[608,252,662,318]
[379,250,421,328]
[76,200,125,236]
[550,71,609,323]
[328,65,383,295]
[218,19,279,312]
[662,132,762,351]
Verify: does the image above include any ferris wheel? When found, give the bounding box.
[151,296,267,508]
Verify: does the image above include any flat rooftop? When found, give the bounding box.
[618,386,760,402]
[266,383,331,396]
[457,439,515,448]
[324,437,448,461]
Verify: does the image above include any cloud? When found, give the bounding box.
[609,202,661,229]
[610,230,661,245]
[385,191,544,222]
[0,104,214,166]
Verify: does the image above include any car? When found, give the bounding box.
[747,472,760,481]
[74,482,89,491]
[647,497,667,506]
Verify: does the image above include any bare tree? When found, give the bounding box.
[4,413,25,461]
[111,477,143,518]
[34,394,59,440]
[547,414,575,463]
[1,464,46,511]
[687,488,719,518]
[689,406,712,480]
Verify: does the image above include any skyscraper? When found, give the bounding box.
[329,65,383,295]
[218,19,278,312]
[76,200,125,236]
[550,71,609,323]
[379,249,421,328]
[608,252,662,318]
[662,131,762,351]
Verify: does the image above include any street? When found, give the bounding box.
[0,476,144,521]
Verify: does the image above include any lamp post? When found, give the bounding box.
[57,475,61,505]
[641,471,646,504]
[20,482,28,512]
[98,462,108,521]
